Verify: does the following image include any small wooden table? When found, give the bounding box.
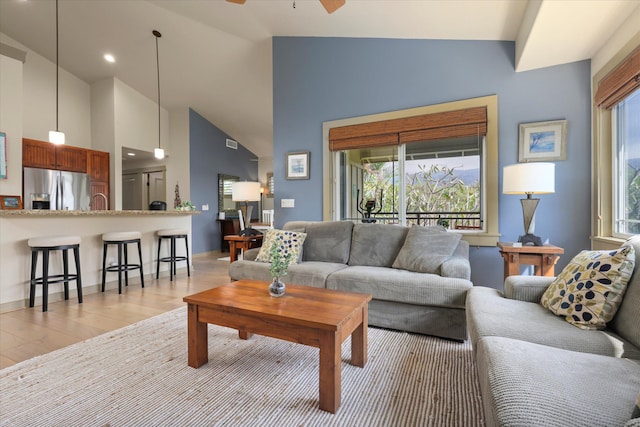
[183,280,372,413]
[497,242,564,280]
[224,234,264,262]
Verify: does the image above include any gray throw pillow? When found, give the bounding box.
[392,226,461,274]
[302,221,354,263]
[348,223,408,267]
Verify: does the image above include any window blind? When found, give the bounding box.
[595,45,640,110]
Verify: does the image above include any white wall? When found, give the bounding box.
[591,6,640,76]
[0,33,91,148]
[0,53,23,196]
[168,108,190,207]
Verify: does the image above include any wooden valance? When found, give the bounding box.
[329,106,487,151]
[595,44,640,109]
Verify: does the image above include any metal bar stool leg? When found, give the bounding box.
[156,237,162,279]
[124,242,129,287]
[74,245,83,304]
[117,241,123,294]
[62,248,70,301]
[29,250,38,308]
[185,235,191,277]
[138,239,145,288]
[101,242,108,292]
[42,248,50,313]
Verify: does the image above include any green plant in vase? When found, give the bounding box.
[268,241,294,297]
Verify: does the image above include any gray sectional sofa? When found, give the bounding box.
[466,237,640,426]
[229,220,473,341]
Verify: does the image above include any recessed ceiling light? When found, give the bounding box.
[127,152,136,156]
[104,53,115,63]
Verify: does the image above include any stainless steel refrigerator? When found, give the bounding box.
[23,167,91,210]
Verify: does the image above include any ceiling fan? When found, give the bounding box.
[226,0,346,14]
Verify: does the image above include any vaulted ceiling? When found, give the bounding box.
[1,0,638,158]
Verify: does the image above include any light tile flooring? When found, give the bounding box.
[0,252,232,369]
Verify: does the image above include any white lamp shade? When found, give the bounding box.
[154,148,165,159]
[503,163,555,194]
[232,181,261,202]
[48,130,65,145]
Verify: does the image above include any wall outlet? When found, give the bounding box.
[281,199,295,208]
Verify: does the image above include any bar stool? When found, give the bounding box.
[102,231,144,294]
[28,235,82,312]
[156,229,190,281]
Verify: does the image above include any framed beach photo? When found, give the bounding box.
[519,120,567,162]
[0,195,23,210]
[286,151,310,180]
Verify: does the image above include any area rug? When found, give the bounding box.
[0,308,484,426]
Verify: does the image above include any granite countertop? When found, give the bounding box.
[0,210,201,217]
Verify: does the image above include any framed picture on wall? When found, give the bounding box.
[286,151,310,180]
[0,132,6,179]
[519,120,567,162]
[0,195,23,210]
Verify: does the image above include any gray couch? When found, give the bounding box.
[229,220,473,341]
[466,237,640,426]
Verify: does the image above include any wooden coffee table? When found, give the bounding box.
[183,279,372,413]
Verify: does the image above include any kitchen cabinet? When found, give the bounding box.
[87,150,110,210]
[22,138,87,173]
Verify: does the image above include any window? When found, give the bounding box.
[612,88,640,236]
[593,43,640,247]
[323,95,499,246]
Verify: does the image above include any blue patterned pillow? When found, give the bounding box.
[540,244,635,330]
[255,229,306,264]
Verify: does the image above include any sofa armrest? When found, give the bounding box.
[243,247,260,261]
[504,275,555,302]
[441,256,471,280]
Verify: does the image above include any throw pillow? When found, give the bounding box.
[540,244,635,330]
[391,226,461,274]
[255,229,307,264]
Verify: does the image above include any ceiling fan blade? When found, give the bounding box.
[226,0,247,4]
[319,0,345,14]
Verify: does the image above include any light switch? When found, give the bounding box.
[202,204,209,211]
[281,199,295,208]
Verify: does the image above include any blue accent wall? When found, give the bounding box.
[189,108,258,254]
[272,37,591,289]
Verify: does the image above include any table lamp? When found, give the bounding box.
[503,162,555,246]
[232,181,261,236]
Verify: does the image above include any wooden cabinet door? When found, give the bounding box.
[56,145,87,173]
[87,150,109,181]
[22,138,56,169]
[90,181,109,210]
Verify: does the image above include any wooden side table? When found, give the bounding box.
[224,234,264,263]
[497,242,564,280]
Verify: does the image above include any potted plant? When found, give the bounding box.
[176,201,195,211]
[268,241,294,297]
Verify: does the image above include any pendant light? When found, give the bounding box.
[153,30,165,160]
[49,0,65,145]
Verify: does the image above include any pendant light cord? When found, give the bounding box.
[55,0,59,131]
[154,30,161,151]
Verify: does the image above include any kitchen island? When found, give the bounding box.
[0,210,199,312]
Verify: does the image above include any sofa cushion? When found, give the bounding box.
[392,226,461,274]
[327,265,472,307]
[633,392,640,419]
[466,286,640,359]
[302,221,353,264]
[476,336,640,427]
[611,237,640,351]
[348,223,408,267]
[255,229,306,264]
[229,260,348,289]
[541,244,635,330]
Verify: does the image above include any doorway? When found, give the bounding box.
[122,169,166,210]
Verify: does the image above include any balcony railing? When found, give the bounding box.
[343,211,482,230]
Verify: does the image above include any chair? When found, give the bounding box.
[262,209,274,227]
[101,231,144,294]
[156,229,190,281]
[28,235,83,312]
